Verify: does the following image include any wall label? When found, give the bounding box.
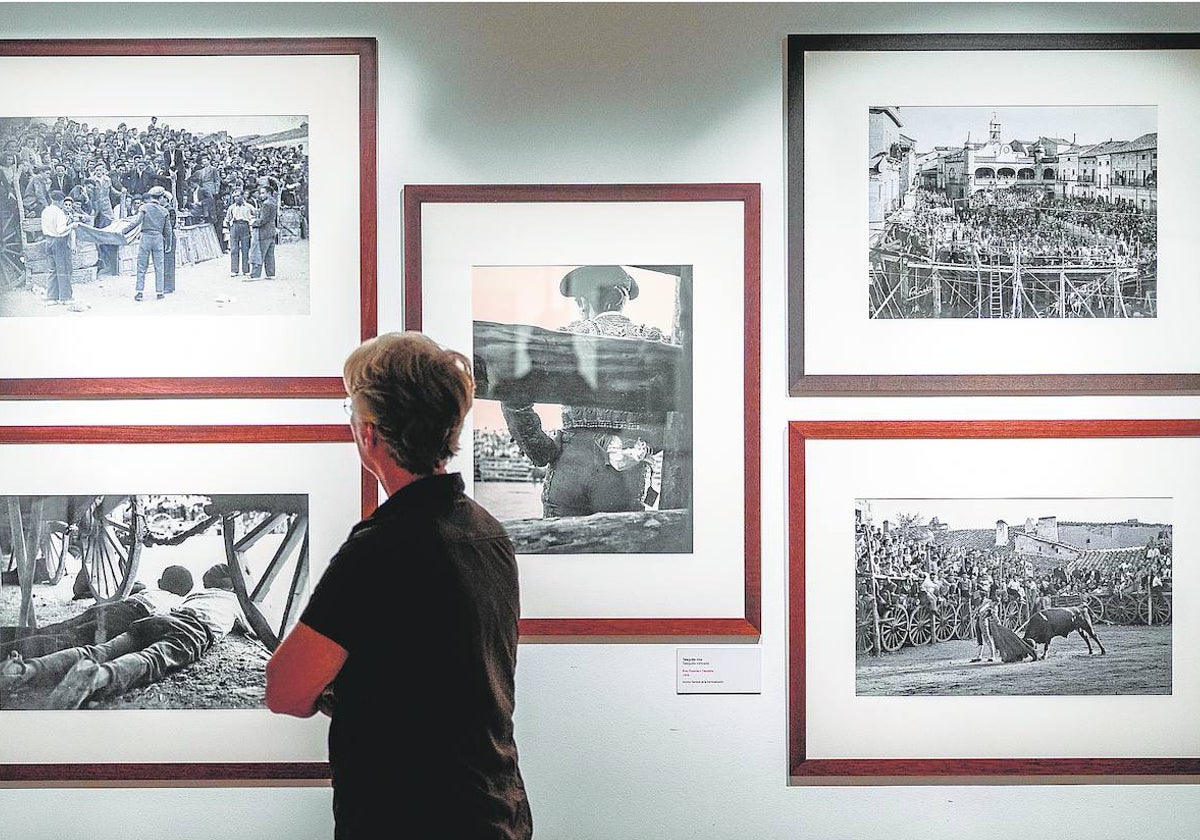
[676,648,761,694]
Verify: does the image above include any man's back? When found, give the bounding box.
[301,474,531,839]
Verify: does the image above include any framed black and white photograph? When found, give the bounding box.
[867,106,1157,320]
[0,39,377,398]
[405,184,760,636]
[1,113,313,316]
[789,420,1200,778]
[788,34,1200,394]
[0,425,367,781]
[472,263,692,555]
[854,496,1172,697]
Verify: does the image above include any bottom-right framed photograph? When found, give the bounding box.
[788,419,1200,779]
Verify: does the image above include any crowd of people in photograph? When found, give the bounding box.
[0,115,308,304]
[884,189,1156,273]
[854,518,1173,627]
[0,115,307,254]
[474,429,529,463]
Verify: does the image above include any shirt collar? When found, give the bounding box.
[365,473,465,523]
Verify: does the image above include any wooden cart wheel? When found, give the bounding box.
[1137,594,1172,626]
[0,182,24,290]
[878,604,908,652]
[856,619,874,654]
[955,601,975,640]
[80,496,142,602]
[1000,599,1023,628]
[38,523,70,585]
[1135,595,1151,625]
[934,602,957,643]
[1153,594,1171,625]
[908,605,935,646]
[222,511,310,652]
[1106,593,1135,625]
[854,600,874,653]
[1085,593,1105,622]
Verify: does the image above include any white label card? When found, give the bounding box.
[676,648,761,695]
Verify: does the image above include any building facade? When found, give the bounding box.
[1110,132,1158,211]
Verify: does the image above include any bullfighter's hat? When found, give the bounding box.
[559,265,639,301]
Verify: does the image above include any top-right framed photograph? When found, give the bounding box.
[788,33,1200,395]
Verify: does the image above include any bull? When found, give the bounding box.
[1020,605,1105,660]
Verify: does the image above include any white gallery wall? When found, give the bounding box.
[3,3,1200,838]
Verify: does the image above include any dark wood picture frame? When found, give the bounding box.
[788,418,1200,779]
[0,423,373,782]
[787,33,1200,396]
[0,38,378,398]
[404,183,762,637]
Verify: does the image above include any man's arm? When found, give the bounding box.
[265,621,347,718]
[501,402,561,467]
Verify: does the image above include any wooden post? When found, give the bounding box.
[866,536,883,656]
[27,497,46,583]
[1058,266,1067,318]
[1011,248,1020,318]
[662,266,693,513]
[1142,571,1152,624]
[975,265,983,318]
[6,498,35,629]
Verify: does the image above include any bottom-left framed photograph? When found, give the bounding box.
[0,425,369,781]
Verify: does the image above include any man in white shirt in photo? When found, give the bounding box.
[40,189,78,304]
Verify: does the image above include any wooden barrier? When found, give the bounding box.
[473,320,688,412]
[278,207,305,243]
[503,509,690,554]
[175,223,221,266]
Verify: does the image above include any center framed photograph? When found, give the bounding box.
[787,33,1200,395]
[404,183,761,636]
[788,419,1200,779]
[0,38,377,398]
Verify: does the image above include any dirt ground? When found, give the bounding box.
[0,238,309,317]
[856,624,1172,696]
[1,534,274,711]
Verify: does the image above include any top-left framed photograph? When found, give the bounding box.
[0,38,377,398]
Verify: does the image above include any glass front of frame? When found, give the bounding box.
[0,431,363,775]
[409,187,758,633]
[0,41,374,395]
[472,264,693,555]
[789,35,1200,392]
[789,421,1200,777]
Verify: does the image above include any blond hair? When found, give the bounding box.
[343,332,474,475]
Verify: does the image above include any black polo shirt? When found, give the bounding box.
[301,474,531,840]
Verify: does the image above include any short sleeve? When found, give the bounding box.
[299,539,364,653]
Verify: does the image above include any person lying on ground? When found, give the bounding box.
[0,563,250,709]
[0,565,193,659]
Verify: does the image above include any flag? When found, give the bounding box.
[73,216,140,247]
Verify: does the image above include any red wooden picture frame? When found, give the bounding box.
[404,184,761,637]
[0,424,373,782]
[0,38,378,398]
[788,419,1200,779]
[787,33,1200,396]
